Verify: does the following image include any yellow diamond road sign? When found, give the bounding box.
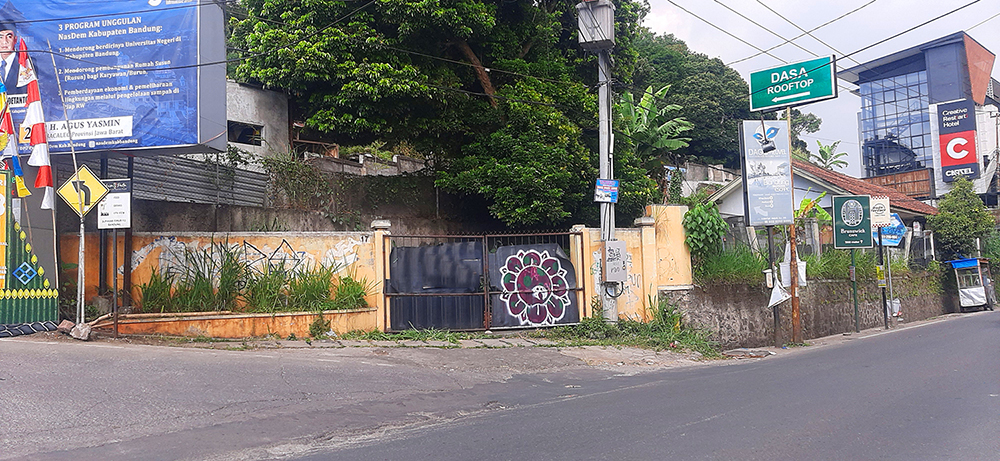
[58,164,109,217]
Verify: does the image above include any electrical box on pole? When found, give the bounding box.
[576,0,615,51]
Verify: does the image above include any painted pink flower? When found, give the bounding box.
[499,250,570,326]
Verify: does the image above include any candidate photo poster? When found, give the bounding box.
[0,0,201,155]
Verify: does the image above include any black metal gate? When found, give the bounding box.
[383,233,583,331]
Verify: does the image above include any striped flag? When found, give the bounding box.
[19,38,53,209]
[0,80,29,198]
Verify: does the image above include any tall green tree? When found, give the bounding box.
[789,108,821,159]
[928,177,995,259]
[230,0,653,227]
[616,85,693,192]
[632,31,750,168]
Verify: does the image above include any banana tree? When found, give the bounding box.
[616,85,694,198]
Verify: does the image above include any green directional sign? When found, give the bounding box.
[749,56,838,112]
[833,195,873,249]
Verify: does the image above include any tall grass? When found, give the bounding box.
[135,242,373,314]
[243,266,290,313]
[137,269,175,313]
[331,271,377,310]
[694,246,767,284]
[288,264,337,311]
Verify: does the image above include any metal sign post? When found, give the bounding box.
[834,195,873,332]
[99,179,131,338]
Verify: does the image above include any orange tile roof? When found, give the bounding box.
[792,159,938,215]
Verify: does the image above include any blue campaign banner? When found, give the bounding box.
[0,0,201,154]
[872,213,906,247]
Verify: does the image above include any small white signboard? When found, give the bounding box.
[870,196,891,227]
[97,179,131,230]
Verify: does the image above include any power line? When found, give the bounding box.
[664,0,787,64]
[753,0,861,67]
[712,0,814,58]
[707,1,858,97]
[966,9,1000,31]
[726,0,879,66]
[841,0,981,59]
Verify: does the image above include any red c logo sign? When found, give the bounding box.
[947,137,969,160]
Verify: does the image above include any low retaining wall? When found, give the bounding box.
[662,272,951,349]
[94,308,377,339]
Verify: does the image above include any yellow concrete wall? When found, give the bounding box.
[106,309,377,339]
[60,232,380,323]
[577,205,693,322]
[63,209,692,333]
[646,205,693,288]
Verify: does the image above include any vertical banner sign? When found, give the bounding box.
[0,172,7,290]
[869,196,891,228]
[97,179,131,229]
[833,195,873,249]
[937,99,979,183]
[740,120,794,226]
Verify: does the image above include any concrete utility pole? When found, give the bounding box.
[576,0,619,322]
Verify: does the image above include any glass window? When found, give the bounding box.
[884,90,895,102]
[227,121,263,146]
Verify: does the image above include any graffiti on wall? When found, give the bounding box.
[591,249,643,312]
[499,249,572,326]
[130,235,367,278]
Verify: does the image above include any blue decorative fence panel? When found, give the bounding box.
[384,234,581,331]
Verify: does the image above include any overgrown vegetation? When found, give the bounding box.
[136,244,373,315]
[532,297,720,357]
[693,246,767,284]
[682,201,728,262]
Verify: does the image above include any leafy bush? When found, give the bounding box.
[331,273,376,310]
[683,202,728,261]
[928,176,994,259]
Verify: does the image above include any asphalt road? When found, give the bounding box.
[3,311,998,460]
[314,311,1000,461]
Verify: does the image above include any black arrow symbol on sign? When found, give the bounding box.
[71,180,91,207]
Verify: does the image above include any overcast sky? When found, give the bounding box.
[642,0,1000,177]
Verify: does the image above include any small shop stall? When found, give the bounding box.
[947,258,996,311]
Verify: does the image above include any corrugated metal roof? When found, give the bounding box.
[54,155,269,207]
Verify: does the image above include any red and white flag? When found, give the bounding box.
[19,38,53,210]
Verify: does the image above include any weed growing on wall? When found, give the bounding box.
[535,297,720,357]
